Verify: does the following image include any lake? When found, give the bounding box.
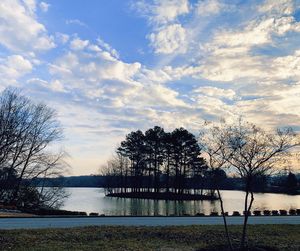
[61,188,300,216]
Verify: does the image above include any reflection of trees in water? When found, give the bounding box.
[102,187,223,216]
[70,189,300,216]
[99,189,299,216]
[110,197,222,216]
[166,201,170,216]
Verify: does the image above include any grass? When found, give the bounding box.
[0,225,299,251]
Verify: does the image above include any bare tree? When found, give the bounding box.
[0,88,68,208]
[223,120,300,249]
[199,123,233,251]
[200,120,300,250]
[100,152,130,194]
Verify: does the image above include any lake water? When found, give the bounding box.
[61,188,300,216]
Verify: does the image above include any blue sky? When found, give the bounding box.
[1,0,300,175]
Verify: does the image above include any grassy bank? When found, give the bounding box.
[0,225,299,251]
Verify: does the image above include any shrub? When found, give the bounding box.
[232,211,241,216]
[89,212,99,216]
[253,210,261,216]
[272,210,279,216]
[263,210,271,216]
[243,211,252,216]
[289,209,296,215]
[279,210,287,216]
[296,209,300,215]
[195,213,205,216]
[210,212,218,216]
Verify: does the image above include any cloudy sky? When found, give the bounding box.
[0,0,300,175]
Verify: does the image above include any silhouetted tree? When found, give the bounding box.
[109,126,205,196]
[199,123,233,251]
[200,120,300,250]
[145,126,165,193]
[222,120,300,249]
[285,172,298,194]
[118,130,146,192]
[0,88,68,208]
[162,132,173,192]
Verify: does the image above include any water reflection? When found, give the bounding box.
[61,188,300,216]
[111,198,196,216]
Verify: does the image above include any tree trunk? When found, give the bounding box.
[217,189,233,251]
[240,189,254,250]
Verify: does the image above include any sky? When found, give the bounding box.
[0,0,300,175]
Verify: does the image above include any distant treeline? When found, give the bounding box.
[31,175,238,189]
[31,173,299,195]
[31,176,105,188]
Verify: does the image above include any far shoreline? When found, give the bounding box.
[58,186,300,196]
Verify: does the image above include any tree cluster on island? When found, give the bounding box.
[102,126,225,200]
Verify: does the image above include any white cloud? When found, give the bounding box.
[0,0,55,52]
[140,68,172,84]
[272,50,300,80]
[258,0,295,16]
[194,86,236,100]
[182,0,300,83]
[56,32,70,44]
[270,83,300,116]
[137,84,188,107]
[97,38,119,58]
[133,0,190,55]
[27,78,66,93]
[196,0,223,16]
[163,65,201,79]
[88,44,102,52]
[134,0,189,24]
[22,0,36,14]
[272,16,300,35]
[6,55,32,71]
[209,17,299,50]
[70,38,89,50]
[46,35,193,114]
[234,81,300,128]
[39,1,50,12]
[0,55,33,87]
[197,54,267,82]
[66,19,87,27]
[194,94,236,119]
[148,24,187,54]
[48,42,142,102]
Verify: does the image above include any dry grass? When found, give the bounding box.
[0,225,299,251]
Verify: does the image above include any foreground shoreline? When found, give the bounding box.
[0,225,299,251]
